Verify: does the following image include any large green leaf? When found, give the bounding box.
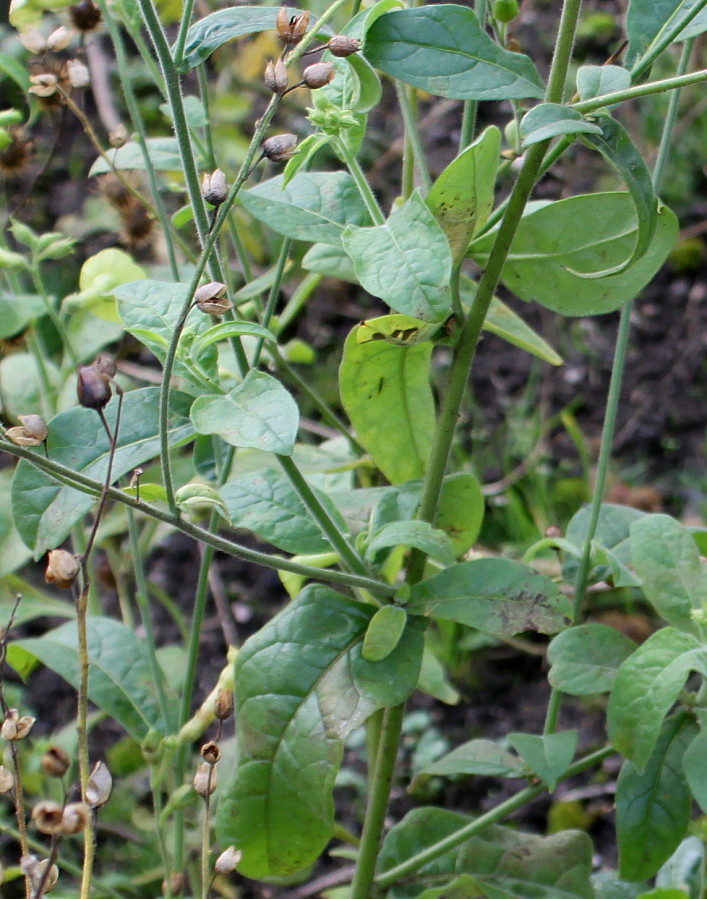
[9,617,168,739]
[342,191,452,323]
[548,623,637,695]
[576,64,631,101]
[377,807,594,899]
[364,5,545,100]
[178,6,331,70]
[616,712,694,881]
[408,558,572,636]
[507,730,577,790]
[682,729,707,813]
[89,138,186,176]
[339,327,435,484]
[520,103,602,148]
[219,468,347,554]
[190,371,299,456]
[11,388,195,558]
[631,514,707,632]
[0,294,45,339]
[215,585,424,878]
[607,628,707,771]
[0,469,32,576]
[625,0,707,68]
[426,127,501,264]
[469,193,678,316]
[562,502,646,586]
[366,520,456,567]
[412,739,525,785]
[239,172,370,245]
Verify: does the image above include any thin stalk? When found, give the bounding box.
[336,139,385,224]
[273,272,321,334]
[252,238,291,367]
[76,583,96,899]
[150,769,174,897]
[173,0,198,72]
[374,747,615,888]
[459,0,488,150]
[573,67,707,115]
[32,264,78,367]
[630,0,707,83]
[395,81,431,194]
[652,40,694,193]
[197,65,217,169]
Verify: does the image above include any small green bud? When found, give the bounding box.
[493,0,519,23]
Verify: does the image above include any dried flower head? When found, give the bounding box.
[195,281,232,315]
[66,59,90,88]
[32,800,64,835]
[275,6,310,45]
[109,123,129,148]
[86,761,112,808]
[214,688,233,721]
[2,709,36,741]
[47,26,71,51]
[6,413,47,447]
[69,0,102,32]
[77,363,111,410]
[29,73,60,99]
[264,58,288,95]
[327,35,360,57]
[0,765,15,793]
[61,802,90,834]
[41,745,71,778]
[21,855,59,894]
[193,761,217,797]
[201,168,228,207]
[17,27,47,54]
[214,845,242,874]
[200,741,220,765]
[262,133,298,163]
[93,353,117,379]
[302,61,335,89]
[45,549,80,589]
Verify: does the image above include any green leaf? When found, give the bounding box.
[0,470,32,576]
[574,116,657,278]
[548,624,637,695]
[191,371,299,456]
[625,1,707,68]
[426,127,501,264]
[302,242,358,281]
[411,739,525,786]
[434,472,485,556]
[215,585,424,878]
[616,712,694,881]
[607,627,707,771]
[364,5,545,100]
[681,729,707,813]
[355,313,441,347]
[190,320,276,363]
[342,191,453,322]
[631,514,705,632]
[219,468,346,554]
[418,645,461,705]
[0,294,45,340]
[366,520,456,567]
[10,617,167,739]
[377,807,594,899]
[0,53,30,90]
[240,172,370,245]
[89,138,186,176]
[11,388,195,558]
[64,247,146,323]
[178,6,331,70]
[408,558,572,636]
[469,193,678,316]
[576,64,630,101]
[520,103,602,148]
[507,731,577,790]
[339,327,435,484]
[160,94,207,128]
[0,575,74,627]
[0,352,59,421]
[562,502,646,585]
[362,604,408,661]
[282,133,333,188]
[654,836,704,894]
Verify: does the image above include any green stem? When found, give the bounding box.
[173,0,198,71]
[395,82,431,195]
[337,139,385,224]
[573,67,707,115]
[32,264,79,367]
[374,747,615,889]
[26,328,55,418]
[630,0,707,83]
[273,272,320,334]
[252,238,291,368]
[459,0,488,150]
[653,40,693,194]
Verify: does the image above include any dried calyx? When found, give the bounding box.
[85,760,112,808]
[69,0,102,31]
[194,761,217,796]
[194,281,232,315]
[302,61,335,89]
[201,168,227,206]
[45,549,80,589]
[41,745,71,778]
[5,414,47,447]
[264,58,288,95]
[1,709,36,741]
[262,133,298,162]
[275,6,310,46]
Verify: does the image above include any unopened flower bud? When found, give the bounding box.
[194,281,232,315]
[85,761,112,808]
[201,169,228,207]
[200,741,220,765]
[0,765,14,792]
[45,549,79,589]
[302,62,335,89]
[214,689,233,721]
[262,133,298,162]
[32,800,64,835]
[61,802,91,834]
[66,59,90,88]
[47,26,71,51]
[214,846,241,874]
[264,58,288,94]
[41,746,71,778]
[545,524,562,539]
[327,35,360,57]
[193,761,217,797]
[77,363,111,410]
[275,6,310,45]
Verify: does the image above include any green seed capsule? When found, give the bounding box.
[493,0,519,23]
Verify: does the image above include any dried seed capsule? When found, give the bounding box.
[214,688,233,721]
[262,133,298,162]
[18,414,48,441]
[200,741,220,765]
[32,801,64,835]
[41,745,71,778]
[264,58,288,95]
[214,846,241,874]
[5,424,44,447]
[21,855,59,894]
[275,6,310,45]
[47,26,71,51]
[92,353,117,379]
[194,281,232,315]
[201,169,228,207]
[18,28,47,54]
[327,35,360,57]
[0,765,15,792]
[69,0,102,31]
[61,802,90,834]
[86,761,112,808]
[77,364,111,410]
[29,73,60,99]
[193,761,217,797]
[2,709,36,741]
[302,61,335,89]
[66,59,90,88]
[45,549,80,589]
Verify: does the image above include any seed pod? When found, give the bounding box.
[45,549,80,589]
[193,761,217,797]
[41,745,71,778]
[18,28,47,54]
[5,418,46,447]
[66,59,90,89]
[85,761,112,808]
[201,169,228,207]
[264,58,288,95]
[109,124,128,148]
[28,73,59,99]
[32,801,64,835]
[2,709,35,741]
[200,741,220,765]
[69,0,102,31]
[18,414,48,441]
[77,364,111,410]
[302,61,335,89]
[275,6,310,45]
[47,26,71,51]
[21,855,59,894]
[262,133,298,162]
[214,846,241,874]
[214,688,233,721]
[61,802,91,834]
[327,35,360,57]
[194,281,232,315]
[0,765,15,792]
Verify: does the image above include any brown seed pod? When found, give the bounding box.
[32,801,64,835]
[214,688,233,721]
[264,58,289,95]
[92,354,117,379]
[193,761,217,797]
[262,133,298,163]
[61,802,90,834]
[327,35,360,57]
[201,169,228,207]
[302,61,335,89]
[69,0,102,32]
[0,765,15,792]
[45,549,80,589]
[214,846,241,874]
[195,281,232,315]
[77,364,111,410]
[275,7,310,45]
[41,745,71,778]
[200,741,220,765]
[85,761,112,808]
